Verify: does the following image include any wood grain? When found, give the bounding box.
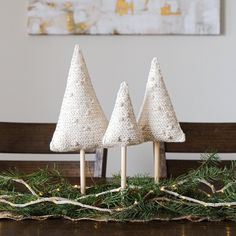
[0,122,95,154]
[166,160,231,178]
[0,161,95,177]
[0,122,107,177]
[163,122,236,177]
[165,122,236,153]
[0,220,235,236]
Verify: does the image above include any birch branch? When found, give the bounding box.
[160,187,236,207]
[197,178,216,193]
[216,181,236,193]
[78,187,121,200]
[0,194,23,199]
[0,175,37,196]
[0,197,112,213]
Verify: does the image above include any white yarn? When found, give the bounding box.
[138,58,185,143]
[103,82,143,147]
[50,45,108,152]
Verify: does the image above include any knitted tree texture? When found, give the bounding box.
[50,45,108,152]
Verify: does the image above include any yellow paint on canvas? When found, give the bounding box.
[66,12,75,32]
[116,0,134,16]
[161,4,181,16]
[64,2,76,32]
[77,23,89,33]
[40,21,50,34]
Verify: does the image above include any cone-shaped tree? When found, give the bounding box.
[50,45,108,194]
[138,58,185,183]
[103,82,143,189]
[50,45,108,152]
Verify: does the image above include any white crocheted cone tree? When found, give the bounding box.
[103,82,143,189]
[138,58,185,183]
[50,45,108,194]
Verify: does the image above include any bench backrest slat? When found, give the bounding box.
[165,122,236,177]
[165,123,236,153]
[0,122,107,177]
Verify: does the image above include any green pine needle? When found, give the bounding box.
[1,153,236,222]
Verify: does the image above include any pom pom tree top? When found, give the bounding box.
[50,45,108,152]
[138,58,185,143]
[103,82,143,147]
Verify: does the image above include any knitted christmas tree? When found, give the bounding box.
[103,82,143,189]
[138,58,185,183]
[50,45,108,194]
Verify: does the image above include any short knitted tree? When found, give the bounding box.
[138,58,185,183]
[50,45,108,194]
[103,82,143,190]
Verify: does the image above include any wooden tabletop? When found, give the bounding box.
[0,220,235,236]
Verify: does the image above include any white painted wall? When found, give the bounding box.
[0,1,235,176]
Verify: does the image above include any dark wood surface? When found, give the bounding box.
[166,160,232,178]
[0,122,93,154]
[165,122,236,153]
[0,122,108,177]
[0,220,235,236]
[164,122,236,177]
[0,161,95,177]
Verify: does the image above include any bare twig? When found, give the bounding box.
[0,211,210,222]
[0,175,37,196]
[115,190,154,212]
[197,178,216,193]
[0,194,23,199]
[216,181,236,193]
[78,187,121,200]
[160,187,236,207]
[0,197,112,213]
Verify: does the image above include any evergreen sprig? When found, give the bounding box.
[1,153,236,222]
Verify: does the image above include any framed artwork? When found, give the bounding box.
[27,0,221,35]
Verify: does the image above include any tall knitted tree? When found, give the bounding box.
[138,58,185,183]
[50,45,108,194]
[103,82,143,190]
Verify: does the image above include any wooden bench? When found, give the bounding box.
[0,122,107,178]
[165,122,236,177]
[1,122,235,178]
[0,122,236,236]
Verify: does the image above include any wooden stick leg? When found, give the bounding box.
[121,146,127,190]
[80,149,86,195]
[154,141,161,184]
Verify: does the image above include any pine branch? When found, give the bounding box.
[0,153,236,222]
